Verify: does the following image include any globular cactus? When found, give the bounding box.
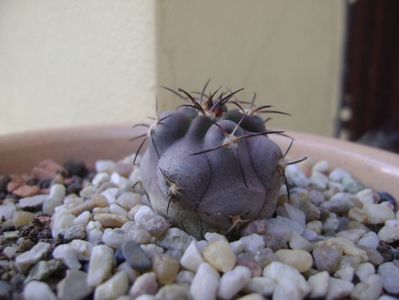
[133,83,294,239]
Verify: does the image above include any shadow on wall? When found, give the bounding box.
[154,0,346,136]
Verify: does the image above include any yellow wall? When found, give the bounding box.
[0,0,345,136]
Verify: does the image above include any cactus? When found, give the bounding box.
[133,83,295,239]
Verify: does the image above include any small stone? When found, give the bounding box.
[378,262,399,294]
[360,246,384,266]
[94,213,128,228]
[236,252,263,277]
[70,239,93,260]
[129,272,158,298]
[23,281,56,300]
[13,185,40,197]
[16,242,51,272]
[53,244,81,270]
[351,274,383,300]
[204,232,229,243]
[289,231,314,251]
[306,220,323,234]
[19,195,48,210]
[378,220,399,243]
[101,187,119,204]
[190,263,220,300]
[25,260,61,283]
[321,192,354,213]
[313,160,329,173]
[334,266,354,281]
[336,228,365,244]
[308,271,329,298]
[329,168,352,182]
[218,265,251,299]
[94,271,129,300]
[155,284,191,300]
[110,172,130,189]
[135,296,156,300]
[109,203,128,217]
[203,240,236,273]
[121,240,152,271]
[263,261,310,298]
[363,203,395,224]
[0,203,16,220]
[157,228,194,252]
[349,207,368,223]
[92,172,110,187]
[153,254,180,285]
[275,249,313,273]
[102,228,124,248]
[326,277,354,300]
[356,262,375,282]
[69,195,108,216]
[57,270,93,300]
[236,294,265,300]
[13,211,35,228]
[95,160,115,173]
[309,171,329,190]
[176,270,195,285]
[87,245,114,286]
[358,231,380,249]
[312,244,342,273]
[136,211,170,237]
[180,240,204,272]
[32,159,65,179]
[73,211,91,226]
[3,246,17,258]
[244,276,275,296]
[51,213,75,237]
[285,164,309,188]
[230,234,265,254]
[64,224,86,240]
[323,213,339,233]
[356,189,375,205]
[116,192,141,210]
[284,203,306,228]
[140,243,165,259]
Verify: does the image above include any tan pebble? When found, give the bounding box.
[94,213,128,228]
[348,207,367,223]
[203,240,236,272]
[32,159,65,180]
[13,185,40,197]
[69,195,108,216]
[153,255,180,285]
[7,178,25,192]
[275,249,313,273]
[13,211,35,228]
[236,293,264,300]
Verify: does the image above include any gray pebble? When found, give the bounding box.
[157,228,194,252]
[57,270,93,300]
[23,281,56,300]
[122,240,152,271]
[0,281,11,299]
[378,262,399,294]
[25,260,61,283]
[313,244,342,273]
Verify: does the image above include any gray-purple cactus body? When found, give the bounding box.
[139,91,284,238]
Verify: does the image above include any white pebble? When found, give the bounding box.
[204,232,229,243]
[285,165,309,188]
[313,160,329,173]
[95,160,115,173]
[94,271,129,300]
[230,234,265,254]
[16,242,50,272]
[110,172,130,189]
[289,231,314,252]
[116,192,142,210]
[356,189,375,205]
[358,231,380,249]
[87,245,114,286]
[23,281,56,300]
[329,168,352,182]
[378,219,399,243]
[53,244,81,270]
[244,277,276,296]
[101,188,119,204]
[356,263,375,282]
[334,266,354,282]
[218,266,251,299]
[351,274,382,300]
[70,239,93,260]
[129,272,158,298]
[180,241,204,272]
[134,205,156,222]
[51,213,75,238]
[326,277,354,300]
[364,203,395,224]
[102,228,125,249]
[308,271,329,299]
[285,203,306,228]
[73,211,92,226]
[190,263,220,300]
[0,203,16,220]
[309,171,329,190]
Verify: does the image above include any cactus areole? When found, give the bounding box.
[134,84,291,239]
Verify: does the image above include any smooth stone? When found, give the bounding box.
[275,249,313,273]
[102,228,125,248]
[51,213,76,237]
[285,164,309,188]
[204,232,229,243]
[116,192,142,210]
[155,284,191,300]
[121,240,152,271]
[321,192,354,213]
[217,266,251,299]
[101,188,119,204]
[129,272,159,298]
[23,281,56,300]
[180,240,204,272]
[378,262,399,294]
[323,213,339,232]
[135,296,156,300]
[13,211,35,228]
[69,195,108,216]
[153,254,180,285]
[109,203,128,217]
[378,220,399,243]
[110,172,130,189]
[53,244,81,270]
[203,240,236,273]
[244,276,276,296]
[140,243,165,259]
[64,224,86,240]
[312,244,342,273]
[92,172,110,186]
[356,189,375,205]
[0,203,16,220]
[329,168,352,182]
[313,160,329,173]
[263,261,310,298]
[87,245,114,286]
[254,248,277,268]
[309,171,329,190]
[334,266,354,282]
[57,270,93,300]
[356,263,375,282]
[326,277,354,300]
[358,231,380,249]
[73,211,92,226]
[122,221,152,244]
[336,229,366,244]
[284,203,306,228]
[95,160,115,173]
[351,274,383,300]
[157,228,194,252]
[190,263,220,300]
[176,270,195,285]
[116,261,138,283]
[308,271,329,298]
[25,260,61,283]
[94,213,128,228]
[321,237,368,261]
[16,242,51,272]
[230,234,265,254]
[19,195,48,210]
[306,220,323,234]
[236,294,264,300]
[137,213,170,237]
[289,231,314,252]
[94,271,129,300]
[363,203,395,224]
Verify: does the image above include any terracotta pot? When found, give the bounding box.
[1,124,398,200]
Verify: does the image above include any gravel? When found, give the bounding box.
[1,155,398,299]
